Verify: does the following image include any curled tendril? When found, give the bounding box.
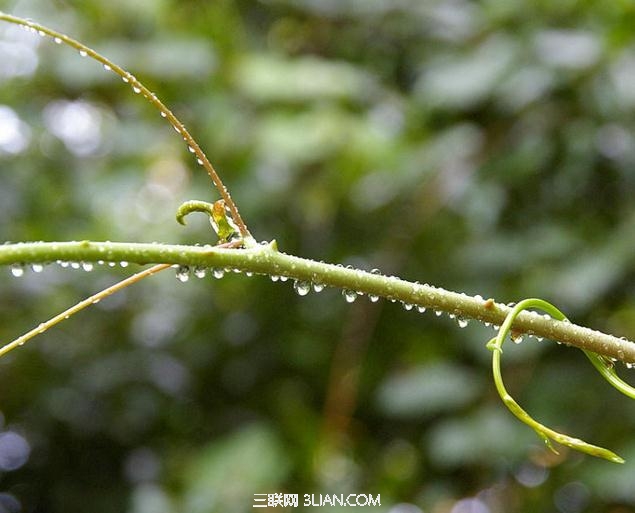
[176,199,253,247]
[175,200,217,226]
[486,298,627,464]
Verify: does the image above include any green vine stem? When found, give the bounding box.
[2,240,635,364]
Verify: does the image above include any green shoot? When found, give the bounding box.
[486,298,626,463]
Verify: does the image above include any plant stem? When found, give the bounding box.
[1,240,634,363]
[0,263,171,357]
[0,11,252,240]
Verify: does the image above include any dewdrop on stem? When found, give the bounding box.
[10,264,24,277]
[342,290,358,303]
[312,282,325,293]
[193,267,207,279]
[511,333,524,344]
[175,265,190,282]
[293,280,311,296]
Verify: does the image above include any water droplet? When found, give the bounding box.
[270,275,280,282]
[369,294,379,303]
[160,111,167,118]
[457,318,469,328]
[54,37,62,44]
[81,262,94,272]
[193,267,207,278]
[511,334,523,344]
[402,303,414,311]
[434,310,443,317]
[31,263,44,273]
[58,260,69,268]
[417,306,426,313]
[108,262,116,267]
[196,158,204,165]
[212,268,224,279]
[293,281,311,296]
[103,64,111,71]
[120,261,129,268]
[79,50,87,57]
[92,298,100,304]
[70,262,81,270]
[312,282,325,293]
[342,290,358,303]
[246,271,254,277]
[10,264,24,277]
[188,146,195,153]
[279,276,289,282]
[133,86,141,94]
[175,266,190,282]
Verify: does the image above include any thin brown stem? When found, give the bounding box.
[0,12,251,239]
[0,263,171,357]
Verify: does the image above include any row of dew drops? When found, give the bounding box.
[8,259,635,364]
[173,264,481,329]
[9,260,129,278]
[6,250,496,339]
[171,264,635,355]
[5,260,547,336]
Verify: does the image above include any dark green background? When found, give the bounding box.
[1,1,635,512]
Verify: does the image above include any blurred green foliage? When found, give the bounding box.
[1,0,635,512]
